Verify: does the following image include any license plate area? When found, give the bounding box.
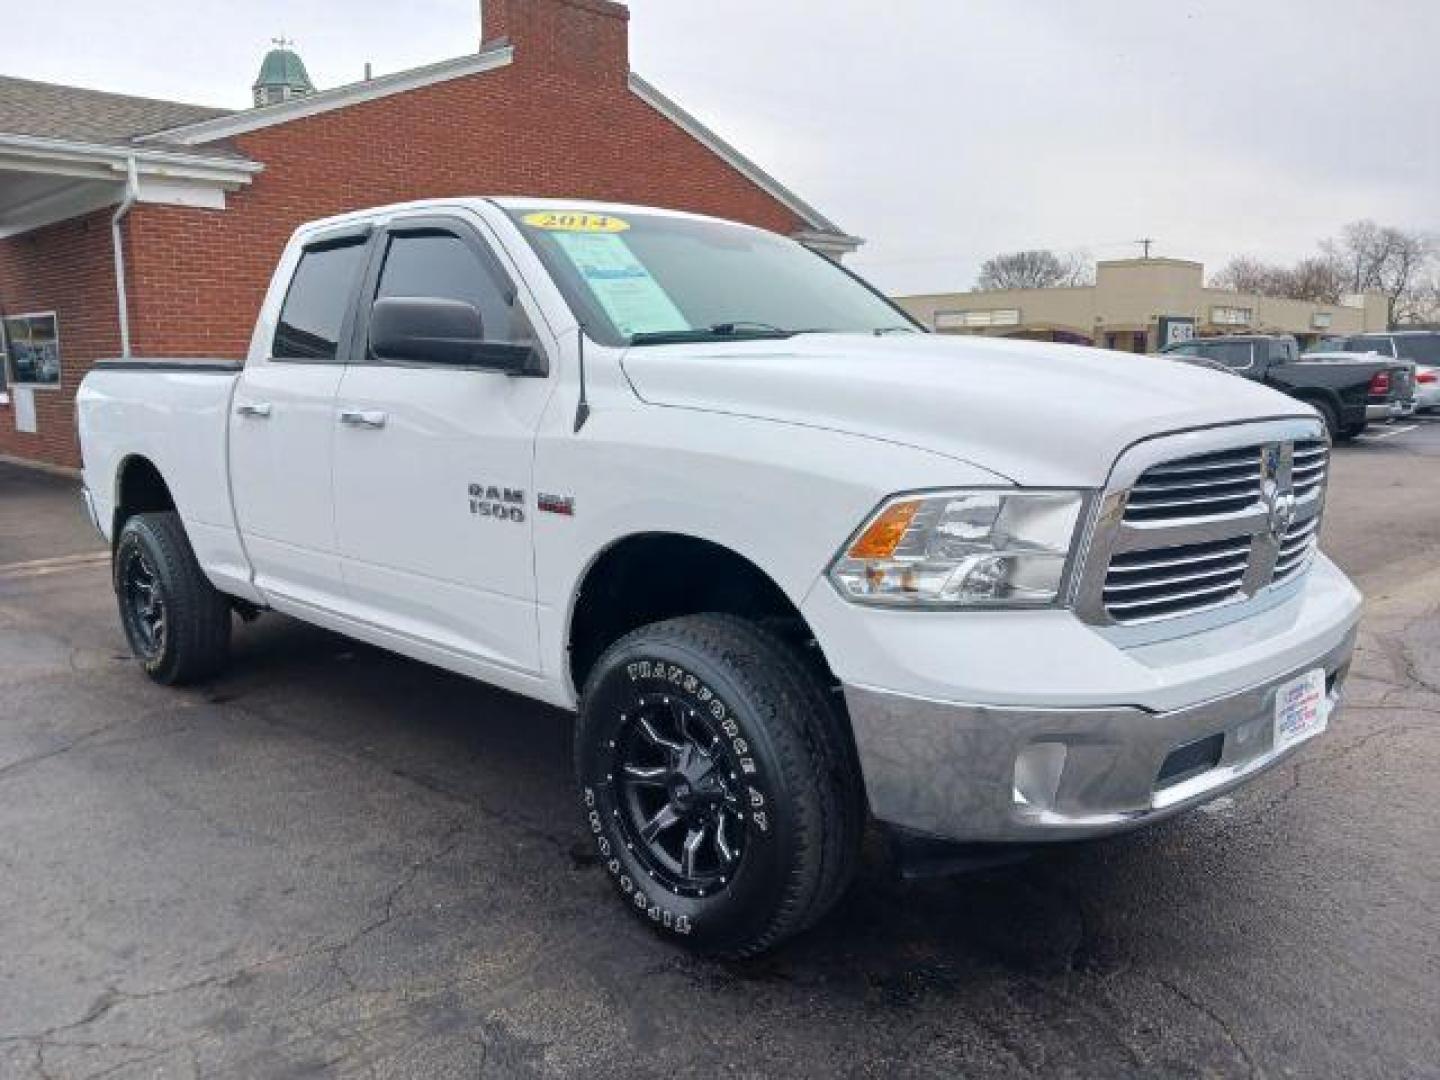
[1274,668,1328,753]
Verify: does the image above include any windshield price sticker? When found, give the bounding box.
[522,211,630,233]
[551,232,689,336]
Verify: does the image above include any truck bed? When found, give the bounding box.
[77,359,253,598]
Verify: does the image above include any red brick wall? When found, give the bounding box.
[0,210,122,467]
[0,0,812,464]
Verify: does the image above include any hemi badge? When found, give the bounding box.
[538,493,575,516]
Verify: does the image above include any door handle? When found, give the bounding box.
[236,402,272,419]
[339,409,387,429]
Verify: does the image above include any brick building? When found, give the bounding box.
[0,0,859,469]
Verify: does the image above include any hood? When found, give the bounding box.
[620,333,1312,487]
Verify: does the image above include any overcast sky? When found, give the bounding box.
[9,0,1438,294]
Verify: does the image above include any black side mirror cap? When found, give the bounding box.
[370,297,544,376]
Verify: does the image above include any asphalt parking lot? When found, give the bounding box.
[2,422,1438,1080]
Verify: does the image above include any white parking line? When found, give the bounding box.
[0,551,109,580]
[1355,424,1418,442]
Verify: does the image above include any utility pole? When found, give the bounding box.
[1135,238,1156,259]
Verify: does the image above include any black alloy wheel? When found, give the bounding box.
[113,512,232,685]
[576,614,863,958]
[610,692,747,898]
[118,544,167,660]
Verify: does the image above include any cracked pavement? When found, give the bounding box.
[1,426,1438,1079]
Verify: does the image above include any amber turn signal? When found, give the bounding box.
[847,499,920,559]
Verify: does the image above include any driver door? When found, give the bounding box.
[330,213,555,675]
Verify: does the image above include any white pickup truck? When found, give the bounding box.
[78,198,1361,957]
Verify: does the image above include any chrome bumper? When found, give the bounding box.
[844,624,1356,843]
[1367,401,1412,421]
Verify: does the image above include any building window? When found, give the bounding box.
[1210,305,1253,327]
[1312,311,1333,330]
[934,308,1021,330]
[2,313,61,387]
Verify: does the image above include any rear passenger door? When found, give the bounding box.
[230,229,371,610]
[330,213,556,676]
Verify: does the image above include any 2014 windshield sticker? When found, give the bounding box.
[551,232,689,337]
[522,211,630,233]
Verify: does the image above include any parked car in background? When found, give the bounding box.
[1329,332,1440,414]
[1160,334,1415,440]
[1414,365,1440,412]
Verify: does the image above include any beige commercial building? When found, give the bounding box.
[896,257,1390,353]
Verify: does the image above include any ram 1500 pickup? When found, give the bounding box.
[1160,333,1415,440]
[78,198,1361,957]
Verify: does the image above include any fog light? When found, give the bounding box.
[1013,742,1067,810]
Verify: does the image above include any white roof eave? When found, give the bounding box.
[0,132,262,186]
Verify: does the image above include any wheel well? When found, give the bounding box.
[113,456,175,540]
[569,533,837,697]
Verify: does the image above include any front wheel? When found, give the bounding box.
[114,511,232,685]
[576,614,862,959]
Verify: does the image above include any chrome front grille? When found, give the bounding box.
[1273,514,1320,584]
[1290,440,1328,500]
[1077,420,1329,627]
[1124,447,1263,523]
[1102,536,1252,621]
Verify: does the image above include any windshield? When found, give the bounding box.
[505,207,918,346]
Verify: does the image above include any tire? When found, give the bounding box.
[1341,420,1368,439]
[114,511,232,685]
[1311,399,1342,442]
[576,614,863,959]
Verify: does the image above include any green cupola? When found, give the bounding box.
[252,38,315,107]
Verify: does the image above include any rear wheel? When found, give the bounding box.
[1311,399,1342,442]
[576,614,862,958]
[114,512,231,685]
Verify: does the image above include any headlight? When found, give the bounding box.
[828,490,1087,608]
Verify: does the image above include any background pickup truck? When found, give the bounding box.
[1160,333,1415,440]
[79,198,1361,957]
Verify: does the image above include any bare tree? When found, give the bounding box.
[1211,256,1285,295]
[975,249,1093,290]
[1322,220,1436,325]
[1285,255,1345,304]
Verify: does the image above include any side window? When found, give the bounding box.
[372,229,529,351]
[1268,341,1291,363]
[273,240,369,360]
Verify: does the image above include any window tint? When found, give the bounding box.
[373,230,527,347]
[1192,341,1254,369]
[274,241,368,360]
[1349,336,1394,357]
[1394,335,1440,364]
[1268,341,1291,363]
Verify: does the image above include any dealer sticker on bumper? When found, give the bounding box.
[1274,668,1328,753]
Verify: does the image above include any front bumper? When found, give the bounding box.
[844,627,1353,842]
[810,554,1362,844]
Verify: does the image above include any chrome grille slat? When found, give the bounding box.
[1104,560,1250,595]
[1096,431,1330,625]
[1105,578,1248,615]
[1106,540,1253,573]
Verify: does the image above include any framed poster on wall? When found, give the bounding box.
[2,312,61,387]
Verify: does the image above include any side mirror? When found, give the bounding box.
[370,297,540,375]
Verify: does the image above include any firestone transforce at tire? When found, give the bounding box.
[576,614,863,959]
[114,511,232,686]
